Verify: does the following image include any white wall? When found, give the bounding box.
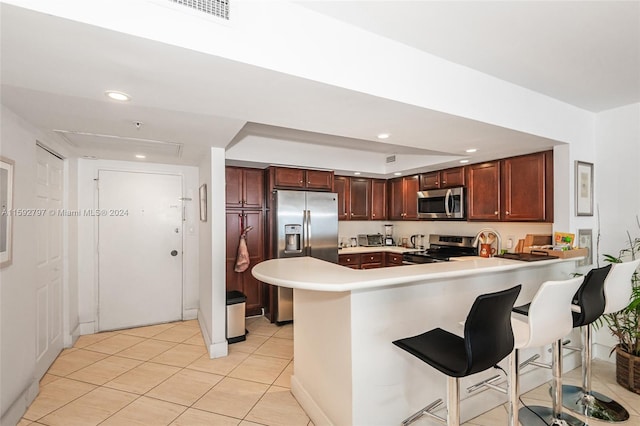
[0,105,75,425]
[76,159,200,334]
[198,147,228,358]
[593,103,640,360]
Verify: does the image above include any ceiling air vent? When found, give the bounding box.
[386,155,396,163]
[169,0,229,20]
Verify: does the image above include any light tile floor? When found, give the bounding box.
[18,317,640,426]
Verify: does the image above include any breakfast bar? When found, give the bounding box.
[252,256,583,426]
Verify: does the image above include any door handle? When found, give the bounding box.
[170,250,178,256]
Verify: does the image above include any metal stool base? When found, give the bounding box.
[561,384,630,423]
[519,405,585,426]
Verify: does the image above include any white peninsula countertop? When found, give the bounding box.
[251,255,582,426]
[252,255,573,292]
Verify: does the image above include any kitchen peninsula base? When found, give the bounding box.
[252,257,582,425]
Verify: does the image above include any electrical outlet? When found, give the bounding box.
[507,235,515,249]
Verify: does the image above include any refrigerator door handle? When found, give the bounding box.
[305,209,311,256]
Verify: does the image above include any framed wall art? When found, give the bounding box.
[577,228,593,267]
[1,156,15,268]
[575,161,594,216]
[199,183,207,222]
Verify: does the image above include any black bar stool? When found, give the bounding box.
[562,261,639,422]
[393,285,521,426]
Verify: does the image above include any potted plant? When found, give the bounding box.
[601,218,640,394]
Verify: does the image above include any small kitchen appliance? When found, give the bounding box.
[384,224,394,246]
[402,234,476,264]
[410,234,425,249]
[358,234,384,247]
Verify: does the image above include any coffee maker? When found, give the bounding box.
[384,224,394,246]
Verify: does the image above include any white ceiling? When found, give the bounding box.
[300,1,640,113]
[1,2,638,175]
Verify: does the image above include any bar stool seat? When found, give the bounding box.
[562,260,639,422]
[393,285,521,426]
[509,277,584,426]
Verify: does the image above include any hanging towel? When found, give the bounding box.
[234,226,254,273]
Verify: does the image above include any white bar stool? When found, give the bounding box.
[562,259,640,422]
[510,276,585,426]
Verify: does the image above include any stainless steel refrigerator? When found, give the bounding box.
[273,190,338,323]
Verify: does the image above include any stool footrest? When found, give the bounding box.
[401,398,445,426]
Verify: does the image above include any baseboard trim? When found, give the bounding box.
[291,375,334,426]
[1,379,39,426]
[79,321,95,335]
[183,308,198,321]
[197,310,228,359]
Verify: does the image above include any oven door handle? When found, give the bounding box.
[444,189,453,217]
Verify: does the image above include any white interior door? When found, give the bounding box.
[98,170,183,331]
[35,146,64,378]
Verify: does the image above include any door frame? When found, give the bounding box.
[93,168,187,330]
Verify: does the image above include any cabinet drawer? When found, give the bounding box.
[339,254,360,266]
[386,253,403,265]
[361,252,383,264]
[361,262,382,269]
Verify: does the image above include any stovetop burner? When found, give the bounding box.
[402,234,477,264]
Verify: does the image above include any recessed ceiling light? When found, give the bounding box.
[465,148,477,153]
[460,160,469,164]
[393,172,402,176]
[105,90,131,101]
[135,154,146,159]
[377,133,390,139]
[354,172,361,175]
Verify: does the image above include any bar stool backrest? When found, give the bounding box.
[572,264,612,327]
[603,259,640,314]
[523,276,584,348]
[463,285,521,376]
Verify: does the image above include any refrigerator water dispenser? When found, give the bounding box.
[284,224,302,253]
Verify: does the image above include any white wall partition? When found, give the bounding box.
[0,105,75,426]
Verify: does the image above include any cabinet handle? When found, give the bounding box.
[506,211,510,215]
[494,211,499,215]
[299,180,303,183]
[372,214,376,217]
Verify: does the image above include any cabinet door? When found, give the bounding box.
[242,211,264,315]
[225,211,243,290]
[225,167,244,208]
[243,168,264,209]
[225,210,265,316]
[389,178,405,220]
[274,167,305,188]
[441,167,465,188]
[306,170,333,190]
[334,176,350,221]
[370,179,387,220]
[502,153,546,221]
[403,175,420,219]
[350,178,370,220]
[420,172,440,190]
[467,162,501,220]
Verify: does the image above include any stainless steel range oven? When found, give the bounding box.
[402,234,476,264]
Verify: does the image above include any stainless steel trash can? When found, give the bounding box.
[226,290,247,343]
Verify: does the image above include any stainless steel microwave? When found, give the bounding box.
[417,187,465,219]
